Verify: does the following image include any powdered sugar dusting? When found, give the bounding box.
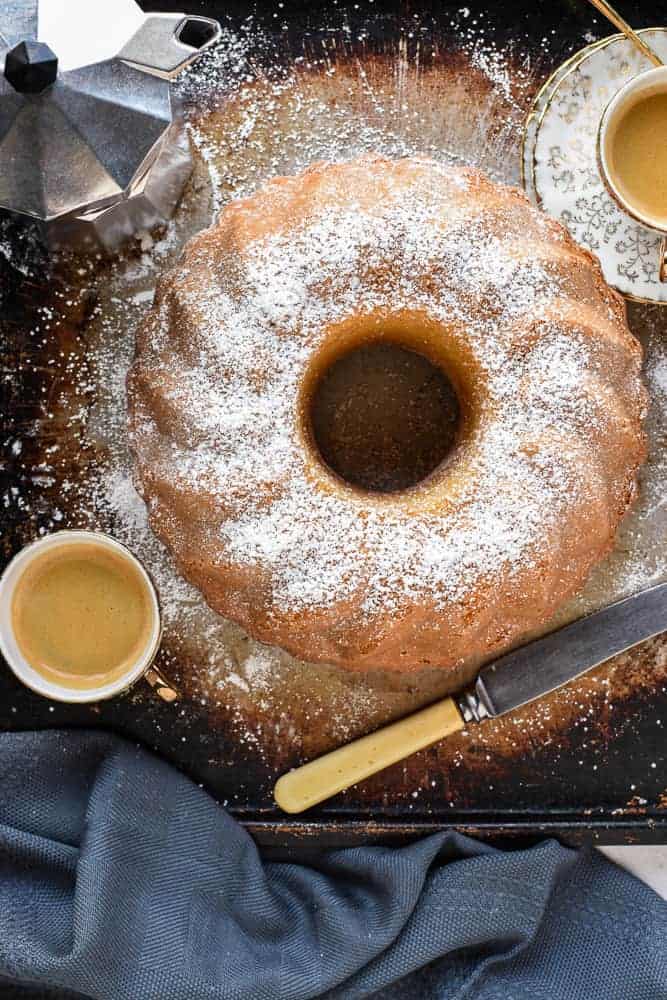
[129,157,644,669]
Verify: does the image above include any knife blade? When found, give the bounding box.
[274,582,667,814]
[460,581,667,722]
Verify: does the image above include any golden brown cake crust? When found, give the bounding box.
[127,156,647,673]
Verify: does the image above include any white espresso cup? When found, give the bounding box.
[0,530,176,704]
[598,64,667,282]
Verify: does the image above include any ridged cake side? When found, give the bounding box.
[127,156,647,672]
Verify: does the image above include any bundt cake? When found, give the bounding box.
[127,156,647,673]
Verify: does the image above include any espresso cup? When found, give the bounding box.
[0,530,177,704]
[598,65,667,282]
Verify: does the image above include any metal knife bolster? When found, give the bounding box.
[458,686,491,723]
[456,582,667,724]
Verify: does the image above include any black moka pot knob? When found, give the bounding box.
[4,40,58,94]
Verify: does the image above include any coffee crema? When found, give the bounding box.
[608,91,667,226]
[11,542,154,691]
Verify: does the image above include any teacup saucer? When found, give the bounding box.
[521,37,606,199]
[524,28,667,304]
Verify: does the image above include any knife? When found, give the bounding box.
[274,582,667,814]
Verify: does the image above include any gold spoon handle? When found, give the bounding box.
[274,697,464,814]
[586,0,662,66]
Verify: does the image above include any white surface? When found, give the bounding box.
[598,846,667,900]
[38,0,144,71]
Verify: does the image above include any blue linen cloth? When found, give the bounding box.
[0,730,664,1000]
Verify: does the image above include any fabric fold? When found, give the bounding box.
[0,730,664,1000]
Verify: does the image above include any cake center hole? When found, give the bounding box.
[309,341,461,493]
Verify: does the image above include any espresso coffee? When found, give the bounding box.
[608,91,667,226]
[11,541,154,691]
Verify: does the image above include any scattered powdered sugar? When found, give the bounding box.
[99,468,201,625]
[649,345,667,398]
[227,672,250,693]
[242,648,275,690]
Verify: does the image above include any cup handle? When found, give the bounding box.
[144,664,179,703]
[660,237,667,284]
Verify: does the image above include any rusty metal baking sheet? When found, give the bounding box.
[0,0,665,844]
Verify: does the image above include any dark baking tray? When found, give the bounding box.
[1,0,665,846]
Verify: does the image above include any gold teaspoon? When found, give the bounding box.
[585,0,662,66]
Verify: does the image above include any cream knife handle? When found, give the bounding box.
[274,697,464,814]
